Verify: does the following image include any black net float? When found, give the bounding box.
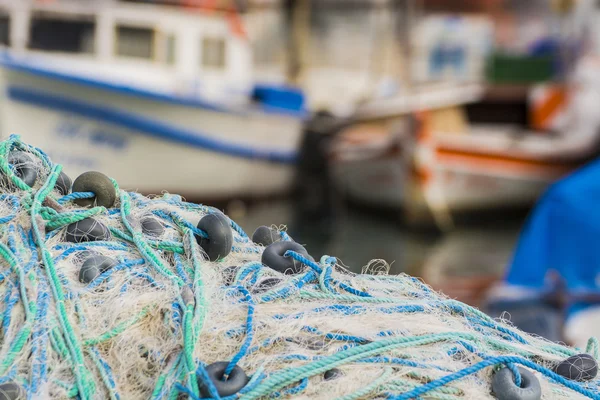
[195,213,233,261]
[141,217,164,237]
[55,171,72,196]
[491,366,541,400]
[199,361,249,397]
[252,277,283,293]
[251,225,280,246]
[553,354,598,381]
[66,218,111,243]
[298,336,327,350]
[324,368,342,381]
[261,241,313,274]
[0,381,24,400]
[5,151,37,187]
[72,171,116,208]
[79,254,118,284]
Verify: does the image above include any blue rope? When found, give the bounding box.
[84,259,145,291]
[506,363,522,388]
[272,377,309,398]
[58,191,95,204]
[30,278,50,394]
[224,286,256,377]
[195,365,221,400]
[285,251,373,297]
[389,355,600,400]
[0,195,19,224]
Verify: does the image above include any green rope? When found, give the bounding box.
[119,191,184,286]
[0,241,37,375]
[183,302,200,396]
[87,349,120,400]
[240,333,476,399]
[45,207,106,230]
[109,226,184,253]
[587,337,600,360]
[0,137,32,192]
[185,230,208,336]
[332,367,393,400]
[151,353,182,400]
[30,164,96,399]
[50,326,70,360]
[83,307,152,346]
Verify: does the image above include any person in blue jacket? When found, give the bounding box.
[487,157,600,347]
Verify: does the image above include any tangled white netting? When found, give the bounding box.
[0,136,599,400]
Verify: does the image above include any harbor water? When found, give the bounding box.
[231,198,527,306]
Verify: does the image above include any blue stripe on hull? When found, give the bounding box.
[7,86,299,164]
[0,53,307,118]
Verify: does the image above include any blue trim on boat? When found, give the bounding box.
[0,53,307,118]
[252,84,305,114]
[7,86,299,164]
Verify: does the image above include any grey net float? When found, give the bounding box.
[55,171,72,196]
[65,218,111,243]
[72,171,117,208]
[195,213,233,261]
[4,151,37,188]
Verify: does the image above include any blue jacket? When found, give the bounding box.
[506,157,600,317]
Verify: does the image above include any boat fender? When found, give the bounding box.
[324,368,343,381]
[252,277,283,293]
[196,213,233,261]
[79,254,118,284]
[553,354,598,381]
[262,241,313,274]
[199,362,249,397]
[5,151,37,187]
[491,367,541,400]
[141,217,164,237]
[0,381,24,400]
[72,171,116,208]
[66,218,111,243]
[56,171,72,195]
[252,225,281,246]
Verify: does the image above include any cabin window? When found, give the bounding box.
[116,25,155,60]
[0,14,9,46]
[29,13,95,53]
[201,37,226,69]
[165,34,176,65]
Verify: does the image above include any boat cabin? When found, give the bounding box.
[0,0,254,104]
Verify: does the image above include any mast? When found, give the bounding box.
[284,0,310,86]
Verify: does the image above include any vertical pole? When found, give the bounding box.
[284,0,310,86]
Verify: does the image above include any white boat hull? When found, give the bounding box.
[0,66,304,199]
[421,166,553,212]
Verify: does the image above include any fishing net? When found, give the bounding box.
[0,135,599,400]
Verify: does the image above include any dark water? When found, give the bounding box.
[229,199,528,283]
